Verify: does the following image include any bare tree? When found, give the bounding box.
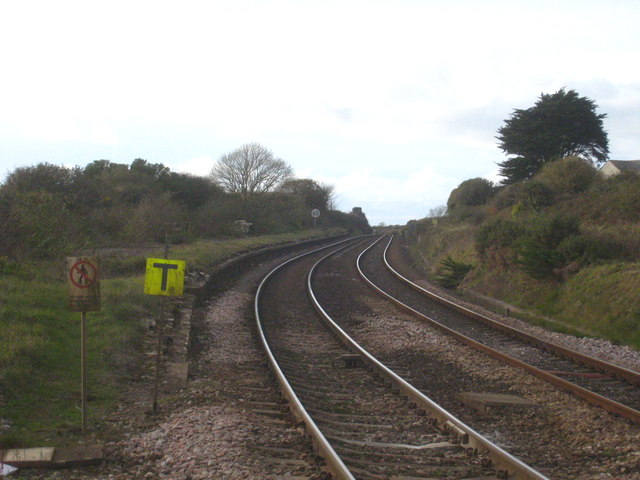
[211,143,293,204]
[320,182,337,211]
[428,205,447,218]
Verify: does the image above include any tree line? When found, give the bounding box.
[0,144,371,259]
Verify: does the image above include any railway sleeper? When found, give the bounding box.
[343,455,484,470]
[347,463,488,478]
[335,443,462,460]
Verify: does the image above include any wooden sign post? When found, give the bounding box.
[67,257,101,435]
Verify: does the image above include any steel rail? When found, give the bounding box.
[383,235,640,386]
[254,236,363,480]
[308,237,550,480]
[359,234,640,424]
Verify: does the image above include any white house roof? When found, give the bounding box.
[600,159,640,176]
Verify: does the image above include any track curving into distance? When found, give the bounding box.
[255,236,549,480]
[356,234,640,424]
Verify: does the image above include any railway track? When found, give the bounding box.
[356,235,640,424]
[255,237,550,480]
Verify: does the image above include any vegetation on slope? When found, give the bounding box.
[404,158,640,349]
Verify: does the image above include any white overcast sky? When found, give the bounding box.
[1,0,639,225]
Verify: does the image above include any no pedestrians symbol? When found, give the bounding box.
[70,259,98,288]
[67,257,101,312]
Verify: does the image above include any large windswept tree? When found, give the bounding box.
[211,143,293,204]
[497,88,609,184]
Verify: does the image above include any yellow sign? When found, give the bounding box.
[68,257,101,312]
[144,258,185,296]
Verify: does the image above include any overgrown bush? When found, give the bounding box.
[475,218,524,257]
[0,159,367,258]
[557,234,620,265]
[580,172,640,222]
[514,236,564,279]
[324,209,372,234]
[125,193,189,243]
[526,215,580,248]
[248,192,307,234]
[511,181,555,215]
[535,155,597,196]
[447,178,495,212]
[514,215,581,279]
[435,256,473,289]
[8,191,75,259]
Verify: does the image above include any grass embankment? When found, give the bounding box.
[407,226,640,350]
[0,229,342,448]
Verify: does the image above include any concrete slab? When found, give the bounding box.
[0,448,55,467]
[455,392,537,414]
[1,446,103,468]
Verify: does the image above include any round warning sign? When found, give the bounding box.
[69,259,98,289]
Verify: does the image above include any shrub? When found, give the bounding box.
[585,172,640,222]
[8,191,75,259]
[447,178,496,212]
[489,181,554,215]
[515,236,564,280]
[489,184,519,210]
[513,181,554,214]
[194,198,245,237]
[514,215,582,279]
[435,256,473,289]
[558,234,620,265]
[125,193,189,243]
[535,155,597,196]
[528,215,580,248]
[475,219,524,257]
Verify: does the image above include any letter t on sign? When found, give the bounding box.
[144,258,185,296]
[153,262,178,291]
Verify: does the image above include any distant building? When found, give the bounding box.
[233,219,252,234]
[600,160,640,177]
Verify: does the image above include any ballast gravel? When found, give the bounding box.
[19,262,325,480]
[350,297,640,479]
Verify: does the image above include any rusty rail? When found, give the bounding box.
[254,236,361,480]
[362,235,640,424]
[309,238,550,480]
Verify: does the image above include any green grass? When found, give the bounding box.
[0,263,145,446]
[0,229,342,447]
[555,262,640,348]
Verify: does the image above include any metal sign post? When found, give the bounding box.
[67,257,101,435]
[152,295,165,413]
[311,208,320,229]
[144,246,185,412]
[80,311,88,434]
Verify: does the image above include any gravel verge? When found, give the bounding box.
[17,256,326,480]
